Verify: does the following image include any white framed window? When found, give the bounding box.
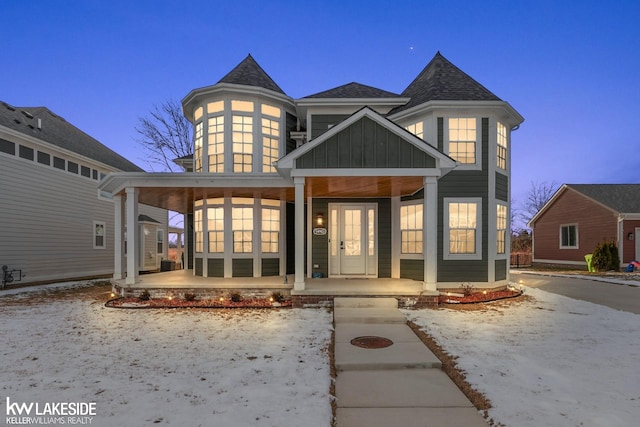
[194,121,203,172]
[444,198,482,260]
[194,208,203,253]
[261,207,280,253]
[208,115,224,173]
[496,204,507,255]
[262,117,279,173]
[207,207,224,253]
[405,121,424,139]
[93,221,106,249]
[232,206,253,253]
[232,115,253,173]
[157,229,164,254]
[400,203,423,255]
[448,118,477,165]
[560,224,578,249]
[497,122,507,170]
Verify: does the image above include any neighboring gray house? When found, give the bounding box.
[0,102,168,286]
[100,52,523,291]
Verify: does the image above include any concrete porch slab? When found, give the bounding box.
[335,342,442,371]
[333,308,407,324]
[336,407,489,427]
[335,370,474,408]
[334,297,398,309]
[335,323,421,343]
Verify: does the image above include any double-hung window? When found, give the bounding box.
[400,203,423,254]
[93,221,106,249]
[445,198,482,259]
[208,101,225,173]
[496,204,507,255]
[560,225,578,249]
[448,118,476,164]
[497,122,507,170]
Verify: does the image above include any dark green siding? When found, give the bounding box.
[186,213,194,269]
[286,112,297,155]
[285,202,307,275]
[311,114,349,139]
[437,118,489,283]
[496,172,508,202]
[262,258,280,276]
[495,259,507,281]
[310,198,391,278]
[437,117,444,151]
[207,258,224,277]
[232,259,253,277]
[194,258,203,276]
[400,259,424,281]
[299,117,436,169]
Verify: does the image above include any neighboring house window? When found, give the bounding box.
[208,115,224,173]
[94,221,106,249]
[194,121,203,172]
[194,208,203,253]
[261,206,280,253]
[497,122,507,170]
[445,198,482,259]
[448,118,476,164]
[405,122,424,139]
[207,207,224,253]
[157,229,164,254]
[232,206,253,253]
[400,203,423,254]
[560,224,578,248]
[496,204,507,254]
[261,104,281,173]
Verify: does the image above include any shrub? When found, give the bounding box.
[591,240,620,272]
[460,282,475,297]
[271,291,285,303]
[230,291,243,303]
[138,290,151,301]
[184,292,197,302]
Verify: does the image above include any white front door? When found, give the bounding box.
[329,203,377,276]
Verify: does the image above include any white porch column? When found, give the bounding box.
[125,187,139,285]
[294,177,306,290]
[113,194,125,280]
[391,196,401,279]
[423,177,438,291]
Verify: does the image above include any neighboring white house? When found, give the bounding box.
[0,101,168,286]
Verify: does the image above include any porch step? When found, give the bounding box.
[334,308,406,324]
[334,297,398,309]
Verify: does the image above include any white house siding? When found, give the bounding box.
[0,152,115,284]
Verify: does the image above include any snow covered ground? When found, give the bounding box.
[0,283,333,427]
[405,287,640,427]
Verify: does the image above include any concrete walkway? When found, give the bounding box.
[334,297,488,427]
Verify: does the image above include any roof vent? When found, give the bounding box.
[3,102,16,111]
[37,118,42,129]
[21,110,34,119]
[13,118,20,124]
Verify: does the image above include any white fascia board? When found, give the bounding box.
[388,100,525,129]
[181,83,295,121]
[527,184,568,228]
[99,172,293,195]
[291,168,443,177]
[619,213,640,220]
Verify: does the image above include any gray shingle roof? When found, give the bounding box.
[567,184,640,213]
[303,82,401,99]
[217,54,285,94]
[390,52,501,115]
[0,101,143,172]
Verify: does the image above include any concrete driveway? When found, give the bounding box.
[511,271,640,314]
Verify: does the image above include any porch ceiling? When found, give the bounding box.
[130,176,424,212]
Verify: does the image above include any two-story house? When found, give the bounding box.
[100,52,523,297]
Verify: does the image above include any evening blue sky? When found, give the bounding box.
[1,0,639,215]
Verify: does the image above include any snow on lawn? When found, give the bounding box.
[0,284,333,427]
[404,287,640,427]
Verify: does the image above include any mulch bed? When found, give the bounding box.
[439,289,523,305]
[105,297,291,309]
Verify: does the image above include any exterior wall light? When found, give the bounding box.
[316,213,324,227]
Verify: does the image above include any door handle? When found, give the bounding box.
[340,241,344,250]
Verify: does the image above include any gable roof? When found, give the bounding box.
[567,184,640,213]
[529,184,640,227]
[390,52,501,115]
[0,101,143,172]
[303,82,401,99]
[217,54,286,95]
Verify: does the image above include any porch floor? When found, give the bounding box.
[115,269,434,296]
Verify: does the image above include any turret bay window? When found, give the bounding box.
[445,198,482,259]
[405,121,424,139]
[207,206,224,253]
[497,122,507,170]
[448,118,476,164]
[194,205,203,253]
[194,121,203,172]
[496,204,507,254]
[261,201,280,253]
[208,101,225,173]
[261,104,281,173]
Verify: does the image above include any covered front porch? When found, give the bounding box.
[112,269,439,308]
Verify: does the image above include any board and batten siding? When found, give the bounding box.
[0,153,114,284]
[310,114,350,139]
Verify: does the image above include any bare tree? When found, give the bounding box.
[522,180,559,226]
[135,99,192,172]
